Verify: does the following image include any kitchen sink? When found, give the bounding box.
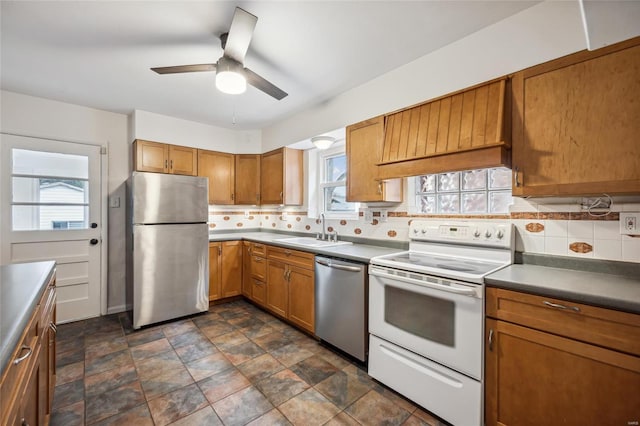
[273,237,353,248]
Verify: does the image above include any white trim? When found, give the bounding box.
[100,142,109,316]
[315,144,359,220]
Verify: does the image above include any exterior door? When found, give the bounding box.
[1,134,102,323]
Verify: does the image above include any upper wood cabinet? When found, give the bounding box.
[511,37,640,196]
[198,150,235,205]
[377,78,511,180]
[235,154,261,205]
[346,116,403,202]
[261,148,303,205]
[134,139,197,176]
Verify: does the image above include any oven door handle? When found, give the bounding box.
[369,267,480,298]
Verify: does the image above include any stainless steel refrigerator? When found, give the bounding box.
[127,172,209,329]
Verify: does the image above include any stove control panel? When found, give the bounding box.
[409,220,513,248]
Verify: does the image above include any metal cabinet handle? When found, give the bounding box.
[279,191,283,201]
[170,159,174,170]
[21,418,29,426]
[514,166,520,187]
[377,182,382,194]
[256,194,260,203]
[218,246,222,255]
[165,159,168,169]
[50,322,57,333]
[14,345,33,365]
[231,193,235,201]
[284,250,292,256]
[286,269,292,281]
[488,329,494,352]
[543,300,580,312]
[254,257,262,263]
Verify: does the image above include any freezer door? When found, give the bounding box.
[131,172,208,224]
[133,223,209,328]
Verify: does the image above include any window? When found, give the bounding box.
[414,167,512,214]
[318,147,358,217]
[11,149,90,230]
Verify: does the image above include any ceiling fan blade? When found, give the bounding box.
[244,68,288,100]
[223,7,257,63]
[151,64,216,74]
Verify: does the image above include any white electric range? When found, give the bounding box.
[368,220,514,426]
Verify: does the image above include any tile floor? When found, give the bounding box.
[52,300,449,426]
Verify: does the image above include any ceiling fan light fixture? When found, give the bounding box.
[215,57,246,95]
[311,136,336,150]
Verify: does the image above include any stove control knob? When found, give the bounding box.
[497,230,505,239]
[473,229,481,238]
[421,228,427,234]
[413,228,419,235]
[485,230,492,238]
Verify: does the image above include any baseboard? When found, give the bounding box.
[107,304,130,315]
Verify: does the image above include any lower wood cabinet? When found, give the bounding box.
[265,246,315,333]
[209,241,242,301]
[485,287,640,426]
[1,271,56,426]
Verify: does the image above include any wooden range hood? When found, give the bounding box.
[377,78,511,180]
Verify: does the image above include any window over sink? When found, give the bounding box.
[413,167,512,214]
[317,146,359,218]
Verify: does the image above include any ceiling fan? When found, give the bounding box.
[151,7,287,100]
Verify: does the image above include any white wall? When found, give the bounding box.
[262,1,587,150]
[132,110,261,153]
[0,90,129,312]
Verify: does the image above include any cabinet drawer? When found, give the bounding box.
[251,279,266,306]
[250,255,266,280]
[267,246,314,270]
[486,287,640,356]
[1,308,39,424]
[251,243,266,256]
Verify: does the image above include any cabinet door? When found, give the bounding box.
[242,242,252,298]
[198,150,235,204]
[134,140,169,173]
[235,154,261,205]
[251,279,267,306]
[261,148,303,205]
[346,117,402,202]
[261,149,284,204]
[266,260,288,317]
[209,242,221,301]
[287,265,315,333]
[511,38,640,196]
[169,145,198,176]
[221,241,242,298]
[485,318,640,426]
[19,344,42,426]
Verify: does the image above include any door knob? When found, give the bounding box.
[90,238,99,245]
[91,223,98,228]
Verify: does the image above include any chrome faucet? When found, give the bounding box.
[320,213,326,240]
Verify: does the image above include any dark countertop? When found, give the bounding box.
[209,231,404,263]
[485,264,640,314]
[1,261,56,375]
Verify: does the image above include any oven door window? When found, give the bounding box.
[384,285,455,347]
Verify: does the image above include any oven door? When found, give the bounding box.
[369,265,483,379]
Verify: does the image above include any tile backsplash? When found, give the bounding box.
[209,197,640,264]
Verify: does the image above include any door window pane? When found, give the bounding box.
[11,148,90,231]
[12,149,88,179]
[12,205,88,231]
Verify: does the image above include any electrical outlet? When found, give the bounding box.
[380,210,388,222]
[620,212,640,235]
[364,210,373,222]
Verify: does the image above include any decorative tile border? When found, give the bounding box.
[512,212,620,221]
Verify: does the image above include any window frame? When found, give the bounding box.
[316,145,359,220]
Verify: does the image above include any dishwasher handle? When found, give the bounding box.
[316,258,363,272]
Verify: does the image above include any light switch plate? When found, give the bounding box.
[620,212,640,235]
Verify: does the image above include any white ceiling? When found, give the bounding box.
[1,1,537,131]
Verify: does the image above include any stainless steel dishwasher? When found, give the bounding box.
[315,256,368,362]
